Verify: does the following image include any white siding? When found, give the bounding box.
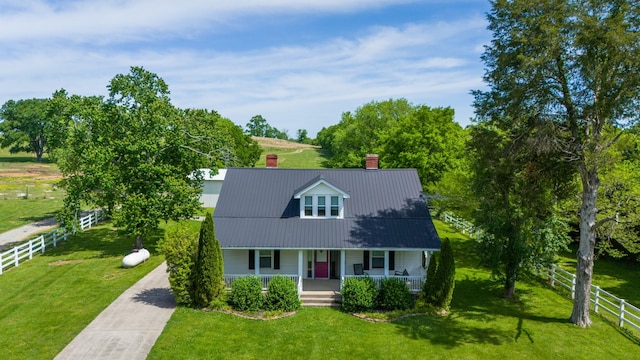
[222,249,299,275]
[200,180,223,208]
[343,250,424,276]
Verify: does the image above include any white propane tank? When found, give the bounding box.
[122,248,150,268]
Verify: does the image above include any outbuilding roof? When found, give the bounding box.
[214,167,440,250]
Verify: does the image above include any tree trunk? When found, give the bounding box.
[134,235,144,250]
[35,150,43,162]
[504,236,519,299]
[570,168,598,327]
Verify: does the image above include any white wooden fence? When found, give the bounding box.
[441,211,640,333]
[542,264,640,332]
[0,210,104,275]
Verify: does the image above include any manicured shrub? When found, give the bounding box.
[378,277,412,311]
[193,214,225,308]
[264,275,301,312]
[341,276,378,312]
[229,276,263,312]
[157,221,198,305]
[422,252,439,303]
[433,238,456,310]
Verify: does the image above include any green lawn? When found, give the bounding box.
[0,148,64,233]
[0,223,166,360]
[148,221,640,359]
[255,147,329,168]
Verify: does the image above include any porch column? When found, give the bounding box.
[384,250,389,277]
[254,249,260,275]
[424,251,431,272]
[298,250,304,295]
[340,250,346,290]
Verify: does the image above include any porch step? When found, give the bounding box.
[301,291,342,307]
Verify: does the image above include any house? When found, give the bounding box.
[213,154,441,295]
[194,168,226,208]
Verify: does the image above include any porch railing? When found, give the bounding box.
[223,274,300,292]
[342,275,425,292]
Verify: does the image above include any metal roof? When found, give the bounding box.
[214,168,441,250]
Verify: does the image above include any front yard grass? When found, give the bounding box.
[0,223,166,360]
[148,220,640,359]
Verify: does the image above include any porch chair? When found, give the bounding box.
[353,263,368,276]
[394,269,409,276]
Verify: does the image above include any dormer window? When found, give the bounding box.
[301,195,343,218]
[295,176,350,219]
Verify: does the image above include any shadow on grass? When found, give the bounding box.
[132,288,176,309]
[41,227,164,259]
[0,156,52,164]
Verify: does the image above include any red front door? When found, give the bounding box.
[314,250,328,278]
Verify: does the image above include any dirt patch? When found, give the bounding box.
[253,137,320,149]
[49,259,84,266]
[0,164,62,181]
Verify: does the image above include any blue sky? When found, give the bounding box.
[0,0,491,137]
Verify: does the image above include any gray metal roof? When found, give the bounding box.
[214,168,441,250]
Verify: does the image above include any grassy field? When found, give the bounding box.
[148,220,640,359]
[0,222,167,360]
[253,137,329,168]
[0,148,64,233]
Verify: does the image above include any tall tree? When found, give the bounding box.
[245,115,270,137]
[0,98,62,162]
[473,0,640,326]
[469,124,572,298]
[57,67,216,248]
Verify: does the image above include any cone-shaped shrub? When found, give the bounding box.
[422,252,439,303]
[265,275,301,311]
[157,221,198,305]
[341,276,378,312]
[192,213,224,308]
[433,238,456,310]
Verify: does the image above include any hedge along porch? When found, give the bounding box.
[214,155,442,296]
[222,248,437,293]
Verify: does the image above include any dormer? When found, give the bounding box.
[293,175,350,219]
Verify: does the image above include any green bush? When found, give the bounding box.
[422,252,439,303]
[193,214,225,308]
[341,276,378,312]
[264,275,301,312]
[229,276,263,312]
[157,221,198,305]
[433,238,456,310]
[378,277,412,311]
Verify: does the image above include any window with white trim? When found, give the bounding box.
[300,194,343,219]
[372,251,385,268]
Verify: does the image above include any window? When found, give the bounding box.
[301,195,342,218]
[260,250,272,268]
[372,251,385,268]
[317,196,326,216]
[330,196,339,216]
[304,196,313,216]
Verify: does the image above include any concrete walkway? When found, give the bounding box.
[55,262,176,360]
[0,217,58,250]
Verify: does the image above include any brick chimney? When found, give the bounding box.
[365,154,378,170]
[266,154,278,168]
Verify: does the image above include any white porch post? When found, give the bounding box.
[298,250,304,295]
[384,250,389,277]
[254,249,260,275]
[340,250,346,290]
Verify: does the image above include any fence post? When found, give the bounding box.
[0,255,3,275]
[619,299,626,328]
[594,286,600,313]
[14,247,19,267]
[571,274,576,300]
[550,265,556,287]
[41,235,45,254]
[29,239,34,259]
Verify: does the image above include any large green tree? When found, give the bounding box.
[57,67,217,248]
[0,98,64,162]
[469,124,572,298]
[473,0,640,326]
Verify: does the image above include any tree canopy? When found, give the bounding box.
[473,0,640,326]
[0,98,64,162]
[56,67,219,248]
[245,115,288,139]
